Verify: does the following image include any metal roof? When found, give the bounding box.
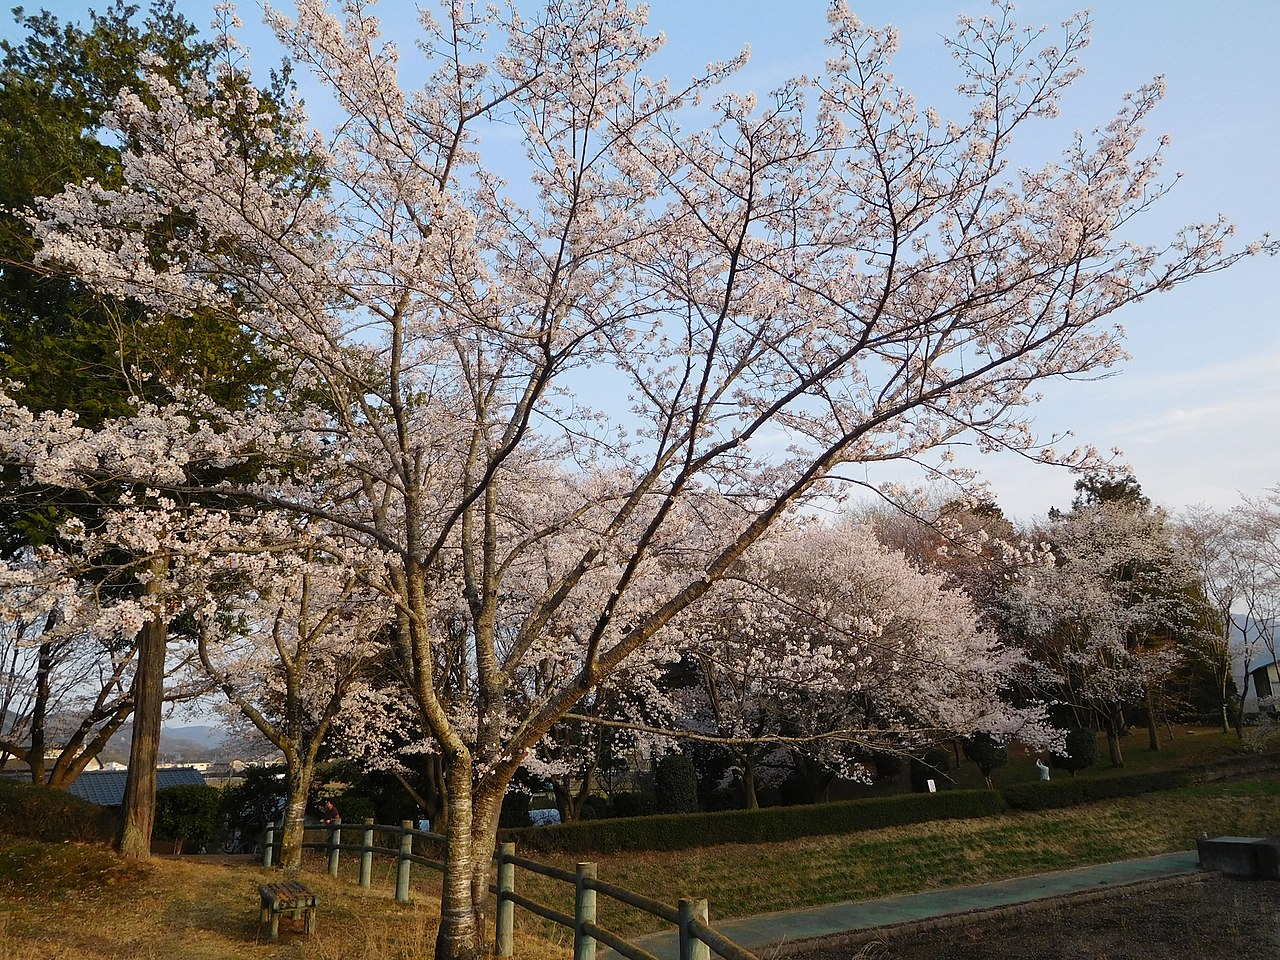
[66,767,207,807]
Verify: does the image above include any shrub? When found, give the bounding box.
[1053,728,1100,776]
[1002,768,1189,811]
[219,765,286,845]
[498,791,532,829]
[501,789,1002,855]
[1000,778,1087,811]
[873,752,903,783]
[155,784,222,852]
[0,781,114,843]
[963,733,1009,786]
[331,793,376,825]
[579,795,611,820]
[607,791,655,819]
[654,753,699,814]
[910,748,953,792]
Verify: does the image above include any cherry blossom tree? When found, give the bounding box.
[687,520,1053,806]
[1229,488,1280,722]
[193,529,387,868]
[0,552,141,785]
[1176,504,1252,734]
[1,1,1272,954]
[1002,487,1196,765]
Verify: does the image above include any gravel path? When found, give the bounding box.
[784,875,1280,960]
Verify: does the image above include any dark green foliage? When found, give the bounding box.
[963,733,1010,785]
[1053,728,1100,776]
[654,752,699,814]
[1002,769,1189,811]
[579,795,611,820]
[910,748,953,792]
[501,789,1002,855]
[331,793,376,826]
[0,781,114,842]
[498,791,531,829]
[873,752,903,783]
[607,791,656,818]
[219,765,286,843]
[153,784,221,851]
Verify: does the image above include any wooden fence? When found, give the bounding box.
[263,820,758,960]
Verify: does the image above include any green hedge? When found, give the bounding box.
[499,750,1280,856]
[501,789,1002,854]
[1001,769,1189,811]
[0,781,115,843]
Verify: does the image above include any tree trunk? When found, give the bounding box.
[278,757,315,870]
[467,784,505,945]
[741,753,759,810]
[435,750,481,960]
[28,635,54,785]
[116,612,167,860]
[1104,709,1125,768]
[1234,671,1251,739]
[1146,687,1161,751]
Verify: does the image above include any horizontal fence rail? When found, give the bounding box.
[261,820,758,960]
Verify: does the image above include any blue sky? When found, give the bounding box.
[8,0,1278,521]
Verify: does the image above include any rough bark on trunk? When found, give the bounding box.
[279,760,315,870]
[741,753,759,810]
[435,751,481,960]
[28,636,54,785]
[1104,709,1125,768]
[116,612,167,860]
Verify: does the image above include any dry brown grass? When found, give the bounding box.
[0,847,567,960]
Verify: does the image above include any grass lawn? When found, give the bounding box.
[2,727,1276,958]
[512,774,1280,946]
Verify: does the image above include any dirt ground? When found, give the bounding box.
[786,875,1280,960]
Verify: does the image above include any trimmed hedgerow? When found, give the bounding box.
[0,781,115,842]
[500,789,1002,855]
[1002,769,1189,812]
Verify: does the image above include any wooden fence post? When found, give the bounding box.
[396,820,413,903]
[262,823,274,869]
[495,842,515,957]
[574,862,597,960]
[328,823,341,877]
[360,819,374,889]
[678,898,710,960]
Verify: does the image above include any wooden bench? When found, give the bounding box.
[258,880,318,939]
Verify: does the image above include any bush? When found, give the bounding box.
[654,753,699,814]
[607,791,655,819]
[963,733,1009,786]
[1002,769,1189,811]
[910,748,953,792]
[501,788,1002,855]
[0,781,114,843]
[498,791,531,829]
[330,793,376,825]
[155,784,221,851]
[873,752,903,783]
[579,795,611,820]
[1053,728,1100,776]
[219,765,285,846]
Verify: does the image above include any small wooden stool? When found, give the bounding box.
[258,880,318,939]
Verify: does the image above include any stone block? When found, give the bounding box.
[1252,839,1280,881]
[1198,835,1264,878]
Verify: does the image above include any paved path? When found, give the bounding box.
[618,850,1202,959]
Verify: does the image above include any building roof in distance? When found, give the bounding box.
[66,767,207,807]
